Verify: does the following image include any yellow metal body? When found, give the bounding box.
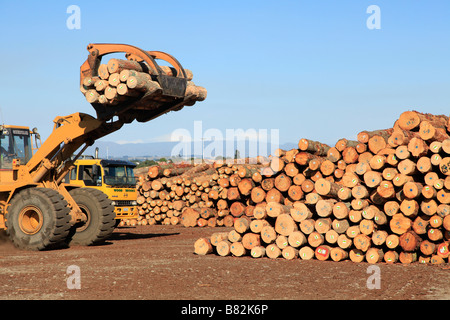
[0,43,203,236]
[68,158,138,220]
[0,113,123,230]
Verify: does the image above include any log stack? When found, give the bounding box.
[132,159,266,227]
[80,58,206,108]
[194,110,450,265]
[131,162,215,226]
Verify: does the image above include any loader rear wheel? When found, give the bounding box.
[66,188,115,246]
[6,188,71,251]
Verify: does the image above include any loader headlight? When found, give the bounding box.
[131,201,137,206]
[111,201,117,206]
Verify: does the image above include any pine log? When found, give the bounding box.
[368,135,387,154]
[249,219,269,233]
[419,121,450,141]
[399,231,422,252]
[180,208,200,227]
[349,249,365,263]
[260,225,277,244]
[275,214,298,236]
[315,199,336,218]
[298,139,330,156]
[332,201,350,220]
[287,231,307,248]
[127,72,161,93]
[265,243,281,259]
[386,234,400,249]
[233,217,250,233]
[194,238,213,255]
[390,213,412,234]
[107,58,149,74]
[230,242,247,257]
[287,185,304,201]
[398,110,448,131]
[216,240,232,256]
[436,242,450,259]
[307,231,324,247]
[357,129,392,144]
[330,247,349,262]
[230,202,246,217]
[314,218,332,234]
[384,251,399,264]
[315,245,331,261]
[315,178,341,197]
[290,203,313,222]
[282,246,299,260]
[399,252,417,264]
[407,137,429,158]
[354,233,372,252]
[250,246,266,258]
[266,202,290,218]
[274,173,292,192]
[420,240,436,256]
[299,246,315,260]
[242,233,261,250]
[366,248,384,264]
[337,234,352,249]
[265,188,284,203]
[299,219,315,235]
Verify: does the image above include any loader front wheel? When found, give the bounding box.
[6,188,71,251]
[66,188,115,246]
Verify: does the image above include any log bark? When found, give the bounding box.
[298,139,330,156]
[107,58,149,74]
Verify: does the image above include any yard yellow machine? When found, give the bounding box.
[0,43,206,250]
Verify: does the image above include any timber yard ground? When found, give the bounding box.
[0,224,448,302]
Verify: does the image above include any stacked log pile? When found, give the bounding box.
[132,159,266,227]
[194,110,450,265]
[132,162,214,226]
[80,58,206,107]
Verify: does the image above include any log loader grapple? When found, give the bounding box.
[0,43,206,250]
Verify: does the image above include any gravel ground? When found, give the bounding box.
[0,224,448,302]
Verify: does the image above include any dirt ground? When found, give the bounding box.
[0,224,449,302]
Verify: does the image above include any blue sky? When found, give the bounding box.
[0,0,449,150]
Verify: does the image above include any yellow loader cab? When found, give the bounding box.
[68,157,138,222]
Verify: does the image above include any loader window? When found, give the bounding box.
[12,133,32,164]
[0,132,12,169]
[103,165,136,186]
[70,167,77,181]
[78,165,101,186]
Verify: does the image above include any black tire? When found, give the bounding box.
[66,188,115,246]
[6,188,71,251]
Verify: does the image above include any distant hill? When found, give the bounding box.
[84,140,297,160]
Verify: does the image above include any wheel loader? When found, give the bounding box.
[0,43,206,250]
[68,151,139,223]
